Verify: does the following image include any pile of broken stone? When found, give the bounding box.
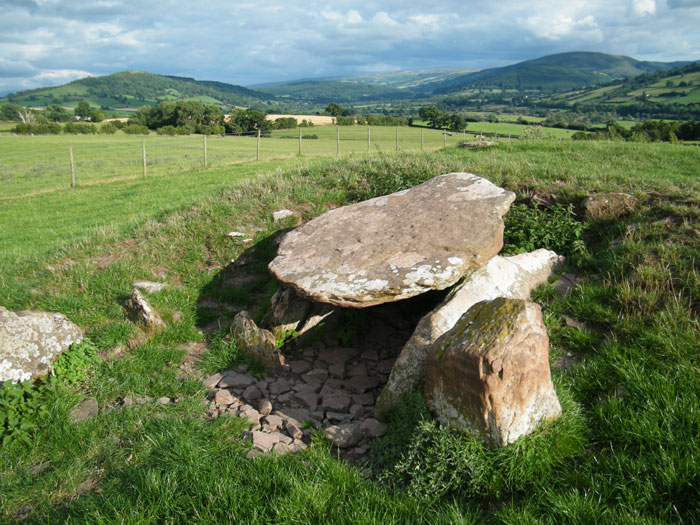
[226,172,567,457]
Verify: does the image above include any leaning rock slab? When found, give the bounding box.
[230,311,285,373]
[0,307,83,383]
[269,173,515,308]
[376,249,563,416]
[425,297,561,447]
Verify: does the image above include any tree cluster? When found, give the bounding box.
[417,107,468,131]
[573,120,700,142]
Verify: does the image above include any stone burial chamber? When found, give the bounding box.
[224,171,563,455]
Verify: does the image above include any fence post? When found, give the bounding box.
[142,139,146,178]
[463,129,466,141]
[257,129,260,161]
[508,132,511,142]
[69,146,75,188]
[421,129,424,151]
[203,134,208,167]
[396,128,399,151]
[367,126,371,153]
[298,128,302,156]
[337,127,340,155]
[443,130,447,149]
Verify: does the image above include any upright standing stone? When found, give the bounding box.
[424,297,561,447]
[0,307,83,383]
[269,173,515,308]
[376,249,563,416]
[230,311,285,373]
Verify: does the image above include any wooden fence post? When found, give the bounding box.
[203,134,207,167]
[142,139,146,178]
[257,129,260,161]
[444,130,447,148]
[69,146,75,188]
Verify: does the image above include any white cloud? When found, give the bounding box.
[631,0,656,16]
[346,9,363,23]
[0,0,698,94]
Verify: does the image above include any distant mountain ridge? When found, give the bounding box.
[0,71,277,111]
[432,52,692,93]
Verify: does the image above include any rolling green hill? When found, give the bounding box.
[253,80,416,104]
[0,71,279,113]
[251,68,479,101]
[547,61,700,107]
[433,52,691,94]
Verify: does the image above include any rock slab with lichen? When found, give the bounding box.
[0,306,83,383]
[425,297,561,447]
[268,173,515,308]
[376,249,563,416]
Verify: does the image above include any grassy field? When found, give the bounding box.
[0,126,489,198]
[1,141,700,522]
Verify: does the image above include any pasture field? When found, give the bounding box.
[1,141,700,522]
[0,126,483,198]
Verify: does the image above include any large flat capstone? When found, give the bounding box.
[268,173,515,308]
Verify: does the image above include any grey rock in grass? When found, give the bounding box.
[269,172,515,308]
[230,311,285,373]
[132,280,167,294]
[376,249,563,417]
[324,424,361,448]
[272,209,296,222]
[219,372,255,389]
[262,286,311,337]
[286,420,304,440]
[69,397,98,423]
[583,192,637,221]
[123,289,166,332]
[252,430,280,452]
[424,298,561,447]
[0,306,83,383]
[459,141,499,148]
[203,372,224,389]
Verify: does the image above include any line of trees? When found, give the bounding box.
[573,120,700,142]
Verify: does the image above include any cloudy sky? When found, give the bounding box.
[1,0,699,95]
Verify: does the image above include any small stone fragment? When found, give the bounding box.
[322,394,352,412]
[269,378,291,395]
[123,289,166,332]
[230,311,285,373]
[289,359,312,375]
[219,372,256,389]
[69,397,98,423]
[252,431,280,452]
[258,398,273,416]
[360,418,387,437]
[286,420,303,440]
[272,209,295,222]
[324,424,361,448]
[214,389,236,409]
[293,392,318,410]
[132,280,167,293]
[262,414,283,431]
[242,385,262,402]
[272,442,293,455]
[203,372,223,389]
[155,396,171,405]
[345,375,382,394]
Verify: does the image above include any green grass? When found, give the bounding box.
[0,127,476,198]
[2,141,700,522]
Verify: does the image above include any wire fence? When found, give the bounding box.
[0,127,518,199]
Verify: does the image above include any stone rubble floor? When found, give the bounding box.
[202,298,439,463]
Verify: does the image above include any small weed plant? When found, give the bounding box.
[503,203,587,263]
